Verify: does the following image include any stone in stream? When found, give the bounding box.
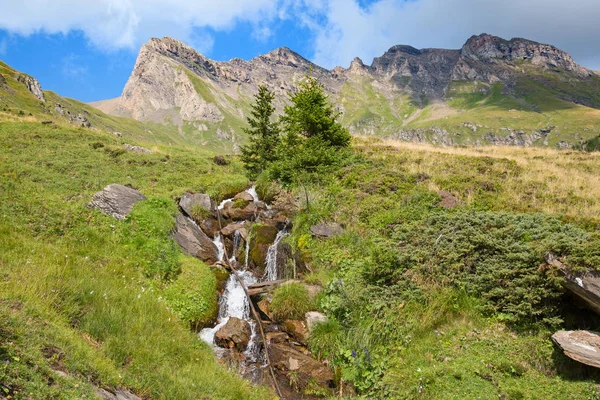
[310,222,343,238]
[552,330,600,368]
[233,191,255,202]
[172,214,219,264]
[221,221,250,239]
[247,224,279,273]
[214,317,252,351]
[179,192,213,218]
[88,184,146,220]
[199,217,220,238]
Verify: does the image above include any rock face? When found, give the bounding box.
[215,317,252,351]
[552,330,600,368]
[172,214,219,264]
[545,253,600,315]
[311,223,343,238]
[96,388,141,400]
[16,73,45,102]
[88,184,147,220]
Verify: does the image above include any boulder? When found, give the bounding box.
[266,331,289,344]
[256,295,274,321]
[172,214,219,264]
[221,221,250,239]
[180,192,213,218]
[282,320,309,345]
[552,330,600,368]
[269,342,334,389]
[88,184,146,220]
[233,191,255,202]
[311,222,343,238]
[305,312,329,333]
[215,317,252,351]
[124,143,152,154]
[546,253,600,315]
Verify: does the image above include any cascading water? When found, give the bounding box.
[200,186,264,369]
[263,230,289,282]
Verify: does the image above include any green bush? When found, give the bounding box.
[164,257,218,330]
[270,283,313,321]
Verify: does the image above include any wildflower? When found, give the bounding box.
[90,291,94,295]
[137,294,141,299]
[351,350,357,359]
[5,360,9,365]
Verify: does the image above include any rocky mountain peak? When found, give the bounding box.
[461,33,591,76]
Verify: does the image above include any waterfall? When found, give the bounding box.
[212,234,225,262]
[263,230,289,282]
[244,227,252,268]
[230,231,241,263]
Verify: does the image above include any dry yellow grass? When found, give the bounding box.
[356,137,600,224]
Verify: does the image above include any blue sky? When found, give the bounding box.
[1,0,599,103]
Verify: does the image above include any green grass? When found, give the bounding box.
[282,139,600,397]
[0,121,272,398]
[270,283,313,321]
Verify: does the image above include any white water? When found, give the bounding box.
[218,185,260,210]
[263,230,289,282]
[212,234,225,262]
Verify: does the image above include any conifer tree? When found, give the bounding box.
[240,85,280,179]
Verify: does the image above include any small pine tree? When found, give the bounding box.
[240,85,280,179]
[270,75,352,186]
[280,75,351,148]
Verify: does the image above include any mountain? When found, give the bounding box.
[93,34,600,148]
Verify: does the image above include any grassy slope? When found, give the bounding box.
[284,138,600,398]
[0,120,271,399]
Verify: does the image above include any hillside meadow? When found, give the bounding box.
[1,116,600,398]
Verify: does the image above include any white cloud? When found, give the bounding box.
[0,0,281,53]
[0,0,599,70]
[306,0,600,70]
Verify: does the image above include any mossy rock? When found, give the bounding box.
[211,265,231,292]
[232,198,250,209]
[249,224,278,273]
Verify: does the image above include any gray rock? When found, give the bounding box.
[311,223,343,238]
[214,317,251,351]
[269,342,334,390]
[16,73,45,102]
[96,388,141,400]
[552,330,600,368]
[124,143,152,154]
[546,253,600,315]
[88,184,146,220]
[305,312,329,333]
[233,191,254,202]
[179,192,213,217]
[172,214,219,264]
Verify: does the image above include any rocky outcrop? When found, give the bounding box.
[96,388,141,400]
[311,223,343,238]
[172,214,219,264]
[16,73,45,102]
[215,317,252,351]
[54,103,91,128]
[552,330,600,368]
[88,184,146,220]
[545,253,600,315]
[124,144,152,154]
